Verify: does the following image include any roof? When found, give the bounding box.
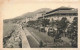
[56,9,78,13]
[47,9,77,15]
[46,6,73,14]
[44,8,78,17]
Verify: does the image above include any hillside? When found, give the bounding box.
[4,8,51,23]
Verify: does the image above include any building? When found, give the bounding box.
[43,7,78,23]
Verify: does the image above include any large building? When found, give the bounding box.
[42,7,78,23]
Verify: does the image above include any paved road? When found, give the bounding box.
[19,25,30,48]
[26,27,54,43]
[23,27,55,47]
[23,28,39,44]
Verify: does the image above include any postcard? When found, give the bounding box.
[0,0,80,50]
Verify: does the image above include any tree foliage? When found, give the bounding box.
[67,17,78,47]
[41,19,50,27]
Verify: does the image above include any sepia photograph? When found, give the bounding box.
[1,0,79,49]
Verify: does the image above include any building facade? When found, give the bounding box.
[43,7,78,23]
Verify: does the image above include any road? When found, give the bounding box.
[26,27,54,43]
[23,28,39,44]
[18,25,30,48]
[23,28,40,47]
[23,27,55,47]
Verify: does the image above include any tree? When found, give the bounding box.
[67,17,78,47]
[27,21,36,27]
[59,17,69,37]
[41,19,50,27]
[50,18,55,28]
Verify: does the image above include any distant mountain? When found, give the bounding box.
[14,8,51,19]
[34,8,52,14]
[4,8,52,23]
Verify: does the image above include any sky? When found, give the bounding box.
[1,0,79,19]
